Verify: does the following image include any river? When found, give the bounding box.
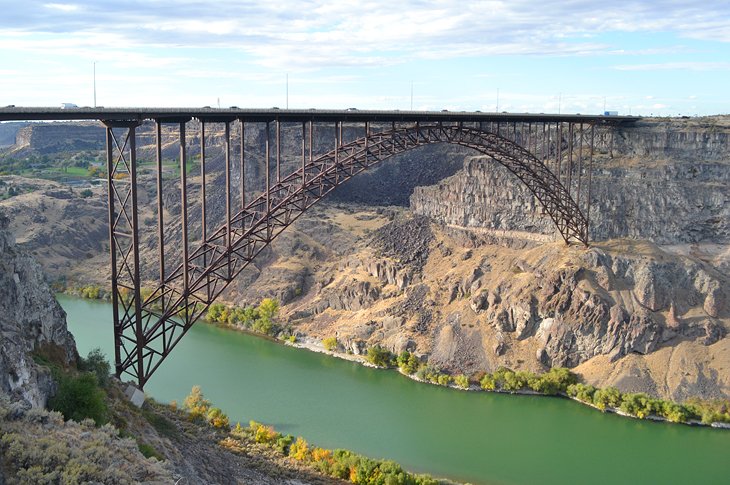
[58,294,730,485]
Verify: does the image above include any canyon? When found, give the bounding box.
[1,116,728,402]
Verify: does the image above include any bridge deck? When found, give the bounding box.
[0,107,639,124]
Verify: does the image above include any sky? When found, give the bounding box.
[1,1,729,116]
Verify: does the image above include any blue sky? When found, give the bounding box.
[1,1,728,115]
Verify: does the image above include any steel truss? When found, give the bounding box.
[105,119,608,388]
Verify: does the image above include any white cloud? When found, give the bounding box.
[3,1,729,70]
[614,62,730,71]
[44,3,79,12]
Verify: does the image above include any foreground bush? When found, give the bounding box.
[78,347,111,388]
[0,397,172,483]
[49,372,107,426]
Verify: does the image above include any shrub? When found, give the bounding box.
[480,373,497,391]
[250,421,280,444]
[207,407,230,429]
[183,386,211,421]
[137,442,164,460]
[593,387,622,411]
[289,437,309,461]
[322,337,338,352]
[48,373,107,425]
[501,369,527,391]
[397,351,420,375]
[436,373,452,386]
[78,348,110,388]
[566,383,596,403]
[276,435,294,455]
[366,345,395,368]
[454,374,470,389]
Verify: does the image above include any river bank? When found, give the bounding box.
[62,288,730,430]
[245,326,730,430]
[59,294,730,485]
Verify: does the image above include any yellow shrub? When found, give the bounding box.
[289,437,309,461]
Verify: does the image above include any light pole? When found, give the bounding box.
[93,61,97,108]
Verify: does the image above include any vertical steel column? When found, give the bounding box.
[105,121,142,385]
[224,121,231,277]
[240,120,245,219]
[154,121,167,353]
[301,121,306,188]
[586,124,595,244]
[276,119,281,183]
[156,122,165,286]
[540,123,547,163]
[576,123,584,209]
[179,123,189,299]
[200,120,208,300]
[364,122,369,165]
[567,122,574,199]
[265,122,271,212]
[105,125,122,378]
[335,121,340,164]
[556,122,563,184]
[200,121,206,246]
[129,127,144,388]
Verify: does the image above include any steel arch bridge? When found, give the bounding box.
[0,107,638,388]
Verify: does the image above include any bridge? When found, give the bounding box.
[0,107,638,388]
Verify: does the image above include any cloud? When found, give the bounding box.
[2,0,729,70]
[44,3,79,12]
[613,62,730,71]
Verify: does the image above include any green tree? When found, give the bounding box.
[566,383,596,403]
[480,373,497,391]
[258,298,279,320]
[77,348,110,388]
[49,373,107,425]
[206,303,226,322]
[366,345,395,368]
[397,351,420,375]
[454,374,470,389]
[593,387,622,411]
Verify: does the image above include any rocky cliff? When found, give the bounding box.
[0,210,76,407]
[1,116,729,404]
[12,122,105,155]
[412,117,730,246]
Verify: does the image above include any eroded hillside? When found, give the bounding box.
[1,116,728,402]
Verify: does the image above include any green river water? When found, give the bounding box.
[58,294,730,485]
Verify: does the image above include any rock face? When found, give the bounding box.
[0,211,76,407]
[412,118,730,245]
[13,123,105,154]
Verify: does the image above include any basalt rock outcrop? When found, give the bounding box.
[412,118,730,245]
[0,211,76,407]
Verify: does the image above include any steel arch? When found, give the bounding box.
[118,123,587,387]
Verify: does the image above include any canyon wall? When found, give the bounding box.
[412,118,730,245]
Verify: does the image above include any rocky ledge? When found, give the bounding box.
[0,210,77,407]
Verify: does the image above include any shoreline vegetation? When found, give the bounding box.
[26,347,451,484]
[183,386,449,485]
[63,285,730,429]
